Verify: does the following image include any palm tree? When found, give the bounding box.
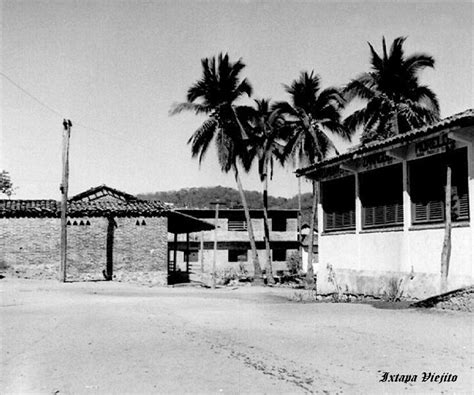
[245,99,288,285]
[344,36,440,143]
[170,53,264,284]
[275,71,350,285]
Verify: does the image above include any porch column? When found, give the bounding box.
[317,181,323,235]
[401,159,412,272]
[200,230,204,274]
[469,142,474,277]
[354,172,362,270]
[448,129,474,278]
[186,232,190,273]
[173,233,178,272]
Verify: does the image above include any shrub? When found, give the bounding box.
[287,251,301,274]
[384,277,403,302]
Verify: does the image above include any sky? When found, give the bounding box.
[1,0,472,200]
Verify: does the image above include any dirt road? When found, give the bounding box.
[1,279,472,394]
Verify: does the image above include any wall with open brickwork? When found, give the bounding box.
[0,216,168,284]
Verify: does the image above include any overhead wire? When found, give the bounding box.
[0,71,155,151]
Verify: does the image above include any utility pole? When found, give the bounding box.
[59,119,72,283]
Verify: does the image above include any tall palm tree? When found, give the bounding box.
[170,53,263,284]
[344,36,440,143]
[245,99,288,285]
[275,71,350,285]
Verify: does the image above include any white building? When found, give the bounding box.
[297,109,473,298]
[168,209,299,278]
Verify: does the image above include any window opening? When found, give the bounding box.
[360,164,404,229]
[272,216,287,231]
[228,220,247,231]
[272,248,287,261]
[322,176,356,231]
[410,148,469,224]
[228,249,248,262]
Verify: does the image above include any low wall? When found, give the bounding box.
[317,225,473,299]
[0,217,168,284]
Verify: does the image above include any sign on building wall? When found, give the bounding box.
[359,152,397,171]
[414,132,456,158]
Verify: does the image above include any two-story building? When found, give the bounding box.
[297,109,473,298]
[168,209,300,277]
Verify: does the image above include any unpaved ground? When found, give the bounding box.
[1,279,472,394]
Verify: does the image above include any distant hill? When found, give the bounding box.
[138,186,314,224]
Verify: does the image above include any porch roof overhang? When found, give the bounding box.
[0,199,167,218]
[296,108,474,181]
[167,211,215,234]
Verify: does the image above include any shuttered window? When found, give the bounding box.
[410,148,470,224]
[360,164,404,229]
[322,176,356,231]
[228,220,247,231]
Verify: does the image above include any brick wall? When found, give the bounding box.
[0,216,168,284]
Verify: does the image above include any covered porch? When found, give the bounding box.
[167,211,214,285]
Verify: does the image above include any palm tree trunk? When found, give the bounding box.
[296,156,303,270]
[262,160,274,285]
[306,179,317,287]
[392,105,400,135]
[233,164,263,284]
[440,160,452,294]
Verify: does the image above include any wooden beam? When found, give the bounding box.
[448,129,474,144]
[387,146,408,160]
[104,216,115,281]
[173,233,177,272]
[340,162,358,174]
[186,233,190,273]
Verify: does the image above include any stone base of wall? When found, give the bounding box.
[315,264,474,300]
[0,265,168,287]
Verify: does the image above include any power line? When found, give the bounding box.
[0,71,65,118]
[1,71,153,151]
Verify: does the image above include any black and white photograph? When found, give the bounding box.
[1,0,473,393]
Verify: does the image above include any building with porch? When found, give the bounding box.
[0,185,213,285]
[297,109,474,298]
[168,209,300,278]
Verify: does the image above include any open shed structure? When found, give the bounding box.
[0,185,214,285]
[297,109,474,298]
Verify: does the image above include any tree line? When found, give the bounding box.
[172,36,440,287]
[138,186,313,210]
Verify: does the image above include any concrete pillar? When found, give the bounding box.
[468,142,474,276]
[401,159,412,272]
[354,172,362,270]
[317,181,323,235]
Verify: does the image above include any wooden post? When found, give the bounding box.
[59,119,72,283]
[200,230,204,274]
[186,232,190,273]
[212,203,219,289]
[173,233,178,272]
[104,216,115,280]
[440,158,452,294]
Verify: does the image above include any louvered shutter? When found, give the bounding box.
[322,176,356,232]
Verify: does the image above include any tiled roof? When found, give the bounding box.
[68,200,167,217]
[0,198,167,218]
[0,200,59,218]
[0,184,169,218]
[69,185,138,202]
[297,108,474,176]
